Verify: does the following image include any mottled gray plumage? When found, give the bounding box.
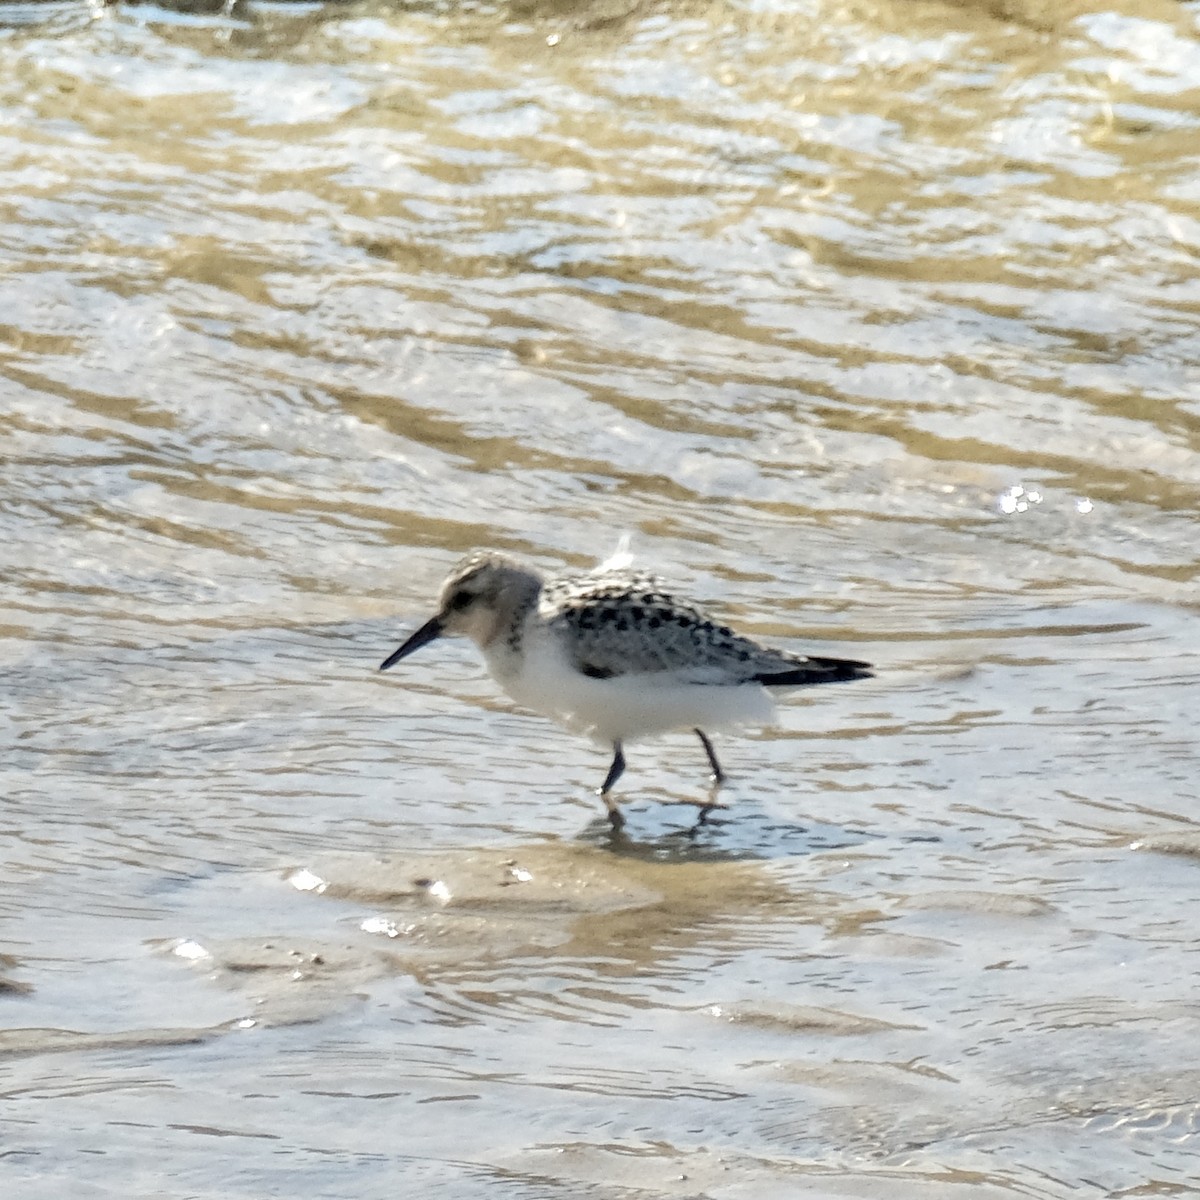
[541,570,869,686]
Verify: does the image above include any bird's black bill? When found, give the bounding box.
[379,616,443,670]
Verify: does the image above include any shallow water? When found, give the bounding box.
[2,0,1199,1194]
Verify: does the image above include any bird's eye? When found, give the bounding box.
[448,590,472,612]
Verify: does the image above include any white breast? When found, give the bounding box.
[484,632,776,745]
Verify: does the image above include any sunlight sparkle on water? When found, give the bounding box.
[287,868,328,894]
[171,939,211,962]
[998,483,1043,514]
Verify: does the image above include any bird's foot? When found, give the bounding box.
[689,780,730,831]
[690,805,731,832]
[601,795,626,831]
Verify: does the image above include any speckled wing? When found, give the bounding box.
[540,572,872,686]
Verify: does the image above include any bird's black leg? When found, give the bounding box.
[600,741,626,792]
[693,729,727,829]
[599,741,626,830]
[694,729,725,786]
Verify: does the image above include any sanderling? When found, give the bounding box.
[380,550,872,830]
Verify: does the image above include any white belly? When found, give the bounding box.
[485,636,776,745]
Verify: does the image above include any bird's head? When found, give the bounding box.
[379,551,541,669]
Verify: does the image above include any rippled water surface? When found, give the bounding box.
[2,0,1199,1194]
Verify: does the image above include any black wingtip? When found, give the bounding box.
[754,656,873,687]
